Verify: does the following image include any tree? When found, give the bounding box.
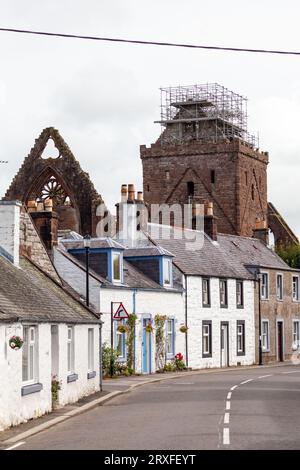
[276,244,300,269]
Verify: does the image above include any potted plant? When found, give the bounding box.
[9,335,24,350]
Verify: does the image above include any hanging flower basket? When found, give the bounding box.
[179,325,189,333]
[117,324,127,334]
[145,324,153,333]
[9,336,24,350]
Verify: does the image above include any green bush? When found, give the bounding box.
[276,244,300,269]
[102,343,120,377]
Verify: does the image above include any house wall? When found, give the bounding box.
[0,322,100,432]
[257,269,300,364]
[186,276,255,369]
[100,287,185,374]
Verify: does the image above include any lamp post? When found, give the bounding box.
[83,235,91,307]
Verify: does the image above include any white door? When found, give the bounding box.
[221,323,229,367]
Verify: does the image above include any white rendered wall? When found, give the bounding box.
[0,322,100,431]
[186,277,255,369]
[100,287,185,374]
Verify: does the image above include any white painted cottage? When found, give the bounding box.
[0,201,101,431]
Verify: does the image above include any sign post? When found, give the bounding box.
[110,302,129,377]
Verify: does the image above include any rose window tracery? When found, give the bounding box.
[37,175,71,207]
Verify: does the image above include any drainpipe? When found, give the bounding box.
[133,289,137,372]
[185,275,189,367]
[255,270,263,366]
[99,322,103,391]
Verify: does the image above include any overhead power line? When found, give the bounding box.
[0,27,300,56]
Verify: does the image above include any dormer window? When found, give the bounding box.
[112,252,122,283]
[163,257,172,287]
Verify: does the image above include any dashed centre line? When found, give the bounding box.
[5,441,26,450]
[240,379,253,385]
[224,413,230,424]
[227,392,232,400]
[223,427,230,445]
[226,401,231,410]
[258,374,273,379]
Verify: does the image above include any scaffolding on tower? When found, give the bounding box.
[155,83,258,148]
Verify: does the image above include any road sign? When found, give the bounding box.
[113,302,129,320]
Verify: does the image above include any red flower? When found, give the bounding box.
[176,352,183,361]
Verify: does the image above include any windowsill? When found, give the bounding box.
[262,349,270,353]
[166,354,175,360]
[202,304,211,308]
[87,371,96,380]
[220,305,228,309]
[202,353,212,358]
[67,373,78,383]
[237,352,246,356]
[261,298,269,301]
[21,383,43,396]
[237,305,244,309]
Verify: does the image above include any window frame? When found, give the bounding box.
[202,278,211,308]
[293,320,300,350]
[292,276,299,302]
[166,318,175,359]
[112,251,122,283]
[237,320,246,356]
[22,325,38,385]
[276,273,283,301]
[88,328,95,372]
[261,320,270,352]
[236,280,244,309]
[114,319,127,362]
[202,321,212,358]
[219,279,228,308]
[162,257,172,287]
[261,272,269,300]
[67,326,75,375]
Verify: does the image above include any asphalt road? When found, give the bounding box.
[10,364,300,450]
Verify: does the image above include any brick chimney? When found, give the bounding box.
[0,200,21,265]
[116,184,148,246]
[28,199,58,252]
[253,218,269,245]
[196,202,217,241]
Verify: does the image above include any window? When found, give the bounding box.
[187,181,194,197]
[262,321,270,351]
[210,170,215,184]
[202,321,212,358]
[163,258,172,286]
[202,278,211,307]
[67,326,75,374]
[112,252,122,282]
[276,274,283,300]
[220,280,228,307]
[261,273,269,299]
[251,184,255,201]
[245,171,248,186]
[88,328,94,372]
[293,321,300,349]
[165,170,170,180]
[166,319,175,358]
[293,276,299,301]
[22,326,38,383]
[237,321,245,355]
[236,280,244,308]
[115,320,126,360]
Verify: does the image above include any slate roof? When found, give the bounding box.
[148,223,291,279]
[124,246,174,258]
[0,255,100,323]
[62,238,124,251]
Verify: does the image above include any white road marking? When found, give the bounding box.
[5,441,26,451]
[226,401,231,410]
[240,379,253,385]
[230,385,238,391]
[258,374,273,379]
[224,412,230,424]
[282,371,300,374]
[223,427,230,445]
[227,392,232,400]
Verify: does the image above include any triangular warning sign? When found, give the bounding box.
[113,303,129,320]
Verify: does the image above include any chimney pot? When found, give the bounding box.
[44,199,53,212]
[128,183,135,202]
[137,191,143,202]
[121,184,128,202]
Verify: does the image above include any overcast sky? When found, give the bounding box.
[1,0,300,236]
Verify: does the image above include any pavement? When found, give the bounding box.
[1,363,300,450]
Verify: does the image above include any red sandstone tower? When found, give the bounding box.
[141,83,269,238]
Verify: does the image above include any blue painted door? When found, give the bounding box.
[142,319,151,374]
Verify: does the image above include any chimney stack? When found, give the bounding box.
[204,202,218,241]
[253,218,269,245]
[116,184,147,246]
[121,184,128,202]
[0,200,21,266]
[29,199,58,252]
